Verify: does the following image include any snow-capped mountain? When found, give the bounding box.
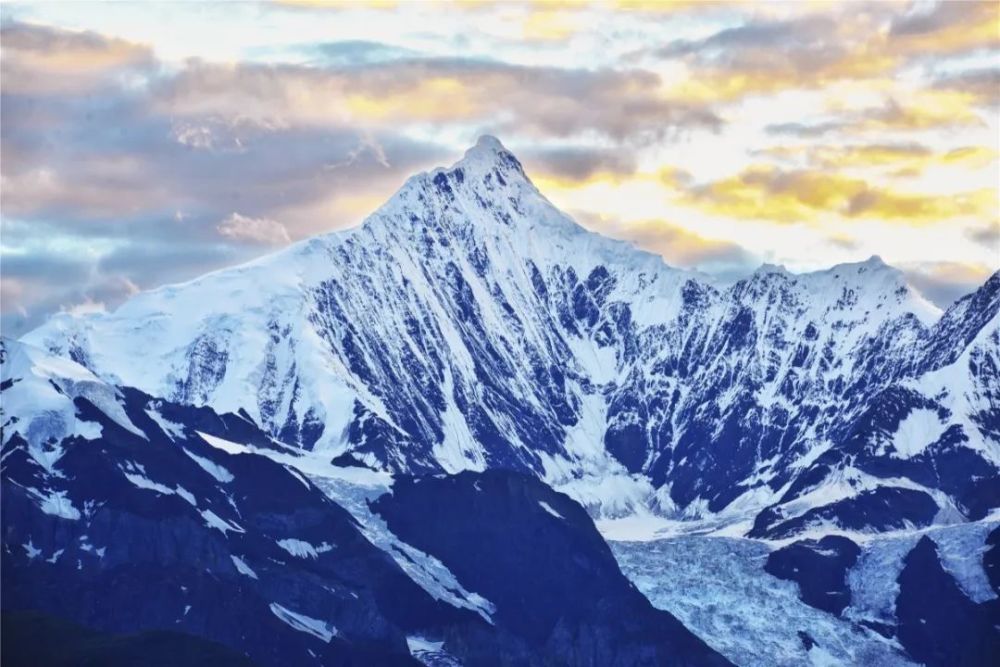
[22,136,1000,537]
[1,337,730,666]
[7,137,999,666]
[4,337,995,665]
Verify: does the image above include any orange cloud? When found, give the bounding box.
[1,22,152,94]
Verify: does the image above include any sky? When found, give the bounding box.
[1,0,998,336]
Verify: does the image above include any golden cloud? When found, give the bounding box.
[686,165,996,224]
[573,213,754,269]
[658,2,999,103]
[888,0,999,57]
[760,143,996,174]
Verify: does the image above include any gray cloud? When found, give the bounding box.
[889,1,992,37]
[764,121,850,138]
[0,20,155,95]
[520,146,638,181]
[153,57,722,143]
[314,40,421,66]
[2,21,722,332]
[934,68,1000,106]
[0,23,455,333]
[572,212,756,273]
[660,15,848,72]
[902,262,996,309]
[966,222,1000,249]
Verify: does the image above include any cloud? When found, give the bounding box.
[902,261,996,309]
[153,58,721,143]
[758,142,995,176]
[522,6,586,41]
[521,146,638,183]
[764,92,986,137]
[0,21,154,94]
[574,212,756,271]
[62,298,109,317]
[1,6,996,335]
[616,220,755,270]
[966,221,1000,249]
[315,40,419,66]
[827,233,861,251]
[684,165,995,224]
[888,0,999,55]
[765,121,850,138]
[650,2,998,103]
[934,68,1000,107]
[653,11,897,101]
[217,212,292,245]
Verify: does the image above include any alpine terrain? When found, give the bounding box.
[4,137,998,666]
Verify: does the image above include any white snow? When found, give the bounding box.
[23,540,41,559]
[123,471,176,496]
[407,635,459,665]
[31,489,82,520]
[196,430,245,455]
[268,603,337,642]
[174,485,198,506]
[431,370,486,474]
[145,404,185,440]
[0,340,128,471]
[889,408,948,459]
[184,448,234,483]
[596,513,678,542]
[276,538,334,559]
[230,555,258,579]
[406,636,445,653]
[538,501,564,520]
[310,474,496,624]
[808,645,844,667]
[200,509,244,535]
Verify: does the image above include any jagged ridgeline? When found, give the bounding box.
[23,136,1000,534]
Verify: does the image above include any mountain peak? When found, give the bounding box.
[468,134,507,155]
[754,262,790,277]
[452,135,524,176]
[861,254,887,268]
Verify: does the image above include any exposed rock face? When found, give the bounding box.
[1,338,730,666]
[373,469,732,667]
[21,137,999,536]
[895,536,1000,666]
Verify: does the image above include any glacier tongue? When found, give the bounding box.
[20,137,1000,535]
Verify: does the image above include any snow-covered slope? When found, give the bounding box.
[4,338,736,666]
[22,136,1000,535]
